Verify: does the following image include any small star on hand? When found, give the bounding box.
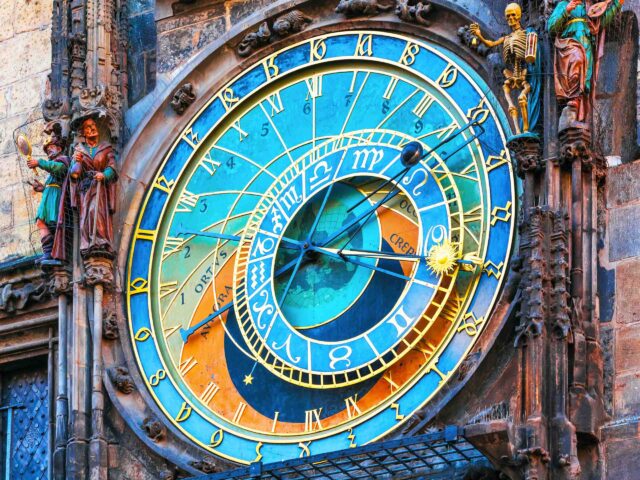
[243,374,254,385]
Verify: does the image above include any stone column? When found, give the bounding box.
[83,254,114,480]
[48,265,72,480]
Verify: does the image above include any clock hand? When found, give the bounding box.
[306,182,335,243]
[309,245,413,282]
[179,229,303,249]
[318,247,482,268]
[181,253,306,341]
[278,252,305,305]
[180,301,234,341]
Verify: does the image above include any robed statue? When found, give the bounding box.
[69,118,118,257]
[547,0,624,128]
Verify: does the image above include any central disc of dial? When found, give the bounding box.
[273,178,404,335]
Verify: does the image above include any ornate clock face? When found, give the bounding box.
[127,31,516,464]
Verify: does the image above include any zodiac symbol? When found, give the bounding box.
[251,290,275,330]
[250,262,267,290]
[402,167,429,196]
[271,208,284,233]
[329,345,352,370]
[253,237,275,257]
[271,334,301,364]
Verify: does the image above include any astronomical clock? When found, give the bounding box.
[126,30,516,464]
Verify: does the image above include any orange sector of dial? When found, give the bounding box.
[177,200,461,435]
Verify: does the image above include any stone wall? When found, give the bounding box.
[600,159,640,479]
[0,0,53,263]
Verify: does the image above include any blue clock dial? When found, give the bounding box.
[127,31,517,464]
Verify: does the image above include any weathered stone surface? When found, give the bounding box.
[13,0,53,34]
[6,75,47,116]
[615,260,640,324]
[608,160,640,207]
[605,436,640,479]
[616,326,640,374]
[0,29,50,86]
[598,264,615,323]
[609,204,640,261]
[614,372,640,417]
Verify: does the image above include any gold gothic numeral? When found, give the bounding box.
[218,87,240,111]
[310,38,326,61]
[135,229,156,241]
[271,411,280,433]
[201,382,220,405]
[355,33,373,56]
[383,76,399,100]
[457,312,485,337]
[182,127,199,148]
[344,395,362,419]
[159,281,178,299]
[304,408,323,432]
[200,152,221,176]
[304,75,323,100]
[490,201,513,225]
[298,441,311,458]
[347,428,357,448]
[233,402,247,424]
[129,278,149,295]
[399,42,420,66]
[210,429,224,448]
[262,56,279,80]
[175,402,192,422]
[390,402,405,421]
[178,356,198,376]
[154,176,175,194]
[230,121,249,142]
[265,92,284,116]
[467,99,490,124]
[134,327,151,342]
[176,190,200,213]
[437,63,459,88]
[486,150,509,172]
[413,92,435,117]
[482,260,504,279]
[383,372,400,393]
[254,442,264,462]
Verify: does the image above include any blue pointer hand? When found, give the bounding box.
[181,248,304,341]
[306,182,335,244]
[309,245,412,282]
[319,188,401,248]
[179,229,303,250]
[180,301,234,341]
[278,252,305,305]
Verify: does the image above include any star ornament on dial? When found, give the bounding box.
[127,30,516,465]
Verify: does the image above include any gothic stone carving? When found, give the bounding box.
[335,0,393,17]
[108,366,135,394]
[395,0,433,26]
[457,26,491,57]
[237,10,312,58]
[83,256,115,288]
[102,311,119,340]
[47,266,72,295]
[142,416,166,442]
[190,457,218,474]
[508,134,543,178]
[170,83,196,115]
[0,281,49,313]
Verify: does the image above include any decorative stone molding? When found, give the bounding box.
[83,255,115,289]
[507,135,543,178]
[335,0,393,17]
[0,281,49,313]
[142,416,166,443]
[170,83,197,115]
[558,126,592,169]
[237,10,313,57]
[47,266,72,296]
[396,0,433,26]
[108,366,135,394]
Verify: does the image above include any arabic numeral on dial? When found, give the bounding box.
[184,245,191,259]
[345,94,353,107]
[303,102,311,115]
[199,199,208,213]
[381,99,390,114]
[226,157,236,169]
[149,369,167,386]
[414,120,424,134]
[261,122,269,136]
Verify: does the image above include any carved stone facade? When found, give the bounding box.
[0,1,638,479]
